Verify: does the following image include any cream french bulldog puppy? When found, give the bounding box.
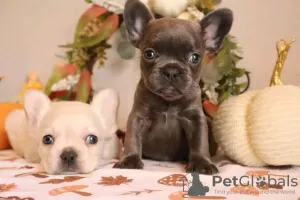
[5,88,120,174]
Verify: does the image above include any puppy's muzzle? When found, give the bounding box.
[60,149,77,165]
[162,66,180,81]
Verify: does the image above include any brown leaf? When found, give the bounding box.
[0,184,17,192]
[158,174,187,187]
[98,175,133,186]
[246,170,269,177]
[0,196,34,200]
[122,189,162,196]
[20,165,34,169]
[168,191,226,200]
[49,185,90,196]
[32,174,49,178]
[14,172,48,178]
[40,176,85,184]
[230,185,259,196]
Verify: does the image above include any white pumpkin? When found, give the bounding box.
[213,85,300,167]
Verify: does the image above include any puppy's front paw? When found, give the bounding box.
[113,154,144,169]
[186,156,219,175]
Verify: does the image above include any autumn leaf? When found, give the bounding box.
[0,196,34,200]
[203,100,219,118]
[44,63,78,95]
[20,165,34,169]
[74,5,108,40]
[61,10,119,48]
[97,175,133,186]
[158,174,187,187]
[246,170,269,177]
[122,189,162,196]
[14,172,48,178]
[49,185,91,196]
[40,176,85,184]
[75,69,91,102]
[32,174,49,178]
[230,185,259,196]
[0,184,17,192]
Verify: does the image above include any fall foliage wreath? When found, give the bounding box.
[44,0,250,117]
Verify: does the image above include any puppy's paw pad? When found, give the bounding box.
[186,159,219,175]
[113,155,144,169]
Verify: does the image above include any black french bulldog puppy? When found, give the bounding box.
[113,0,233,174]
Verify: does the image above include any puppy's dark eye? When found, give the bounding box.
[86,135,98,144]
[189,53,201,64]
[143,49,156,60]
[43,135,54,145]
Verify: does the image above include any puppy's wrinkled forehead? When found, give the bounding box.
[140,18,204,53]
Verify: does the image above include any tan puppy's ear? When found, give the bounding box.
[91,88,119,133]
[23,89,51,129]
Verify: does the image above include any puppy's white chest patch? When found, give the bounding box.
[162,108,179,130]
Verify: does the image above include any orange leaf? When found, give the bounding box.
[101,13,119,39]
[82,5,108,19]
[98,175,133,186]
[230,185,259,196]
[203,100,219,118]
[40,176,85,184]
[246,170,269,177]
[75,69,91,102]
[0,183,17,192]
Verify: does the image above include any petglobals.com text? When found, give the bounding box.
[212,175,298,187]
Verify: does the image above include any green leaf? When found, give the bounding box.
[60,25,112,48]
[74,5,108,41]
[232,68,246,77]
[44,64,78,95]
[232,84,240,95]
[236,82,248,89]
[76,82,90,102]
[84,0,92,3]
[214,49,234,75]
[75,69,91,102]
[44,70,64,95]
[218,91,230,104]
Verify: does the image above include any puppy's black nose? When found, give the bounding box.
[162,67,180,81]
[60,150,77,164]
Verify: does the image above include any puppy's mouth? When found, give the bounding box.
[158,86,183,101]
[61,164,79,173]
[54,163,80,174]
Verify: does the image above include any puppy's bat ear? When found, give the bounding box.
[199,8,233,54]
[123,0,154,47]
[23,90,51,128]
[91,88,119,133]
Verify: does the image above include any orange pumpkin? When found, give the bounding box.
[0,102,23,149]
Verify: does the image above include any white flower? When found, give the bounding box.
[152,0,189,17]
[91,0,125,14]
[51,84,58,92]
[50,73,81,92]
[203,83,219,104]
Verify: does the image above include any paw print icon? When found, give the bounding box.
[256,176,267,187]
